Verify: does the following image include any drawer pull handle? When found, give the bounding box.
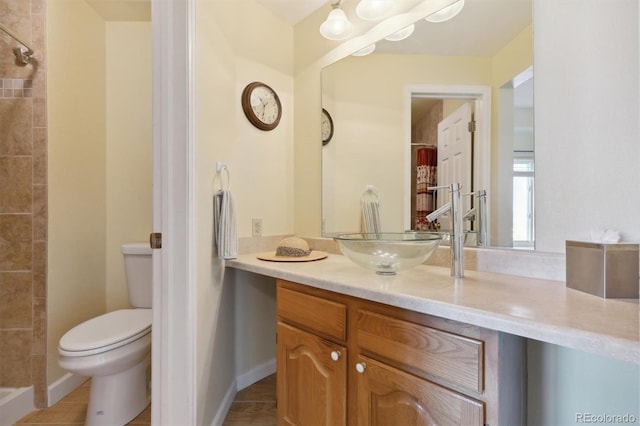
[330,351,341,361]
[355,362,366,374]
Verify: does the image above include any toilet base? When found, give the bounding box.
[86,354,151,426]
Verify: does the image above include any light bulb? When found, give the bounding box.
[425,0,465,23]
[320,7,354,40]
[352,44,376,56]
[384,24,415,42]
[356,0,394,21]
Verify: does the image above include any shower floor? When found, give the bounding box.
[0,388,16,399]
[0,386,34,426]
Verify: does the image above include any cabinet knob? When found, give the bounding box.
[330,351,341,361]
[355,362,366,374]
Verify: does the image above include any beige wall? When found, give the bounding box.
[490,25,533,246]
[321,25,533,240]
[47,1,152,385]
[321,54,493,234]
[105,21,152,311]
[195,0,292,423]
[535,0,639,251]
[293,1,459,237]
[47,0,107,383]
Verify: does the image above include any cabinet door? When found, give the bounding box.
[277,322,347,426]
[355,355,484,426]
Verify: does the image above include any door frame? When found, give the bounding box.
[403,85,491,233]
[151,0,196,423]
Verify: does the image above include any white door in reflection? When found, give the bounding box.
[437,102,473,230]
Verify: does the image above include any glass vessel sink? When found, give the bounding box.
[334,232,442,275]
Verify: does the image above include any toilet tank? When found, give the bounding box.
[122,243,153,308]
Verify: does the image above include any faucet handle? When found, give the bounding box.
[428,183,462,192]
[463,189,487,197]
[427,185,449,191]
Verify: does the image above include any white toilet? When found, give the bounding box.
[58,243,153,426]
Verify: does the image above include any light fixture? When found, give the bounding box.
[425,0,465,23]
[355,0,394,21]
[320,1,354,40]
[352,44,376,56]
[384,24,415,42]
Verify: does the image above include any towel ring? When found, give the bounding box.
[216,162,231,190]
[361,184,379,202]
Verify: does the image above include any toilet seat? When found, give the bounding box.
[59,309,152,357]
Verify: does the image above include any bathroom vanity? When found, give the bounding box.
[227,250,639,425]
[277,279,525,425]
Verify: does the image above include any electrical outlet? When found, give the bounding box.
[252,218,262,237]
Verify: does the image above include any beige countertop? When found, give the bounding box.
[227,253,639,365]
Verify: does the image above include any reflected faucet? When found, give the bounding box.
[427,183,464,278]
[462,190,488,247]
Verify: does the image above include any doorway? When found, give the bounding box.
[404,85,491,239]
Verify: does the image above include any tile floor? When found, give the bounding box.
[13,374,275,425]
[14,379,150,425]
[222,374,276,426]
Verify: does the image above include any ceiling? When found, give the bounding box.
[259,0,532,57]
[256,0,330,25]
[85,0,151,21]
[84,0,531,58]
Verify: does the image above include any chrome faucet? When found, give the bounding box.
[462,190,488,247]
[427,183,464,278]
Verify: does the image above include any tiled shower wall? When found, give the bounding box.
[0,0,48,408]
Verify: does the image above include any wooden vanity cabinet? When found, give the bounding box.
[277,322,347,425]
[276,280,526,426]
[277,284,348,425]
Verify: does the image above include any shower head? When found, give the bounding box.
[13,46,33,65]
[1,22,35,66]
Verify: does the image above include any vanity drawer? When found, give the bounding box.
[277,285,347,342]
[356,309,484,393]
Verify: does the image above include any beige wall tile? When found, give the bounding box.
[33,240,46,298]
[0,214,32,270]
[0,156,33,213]
[0,99,33,155]
[32,354,48,408]
[32,0,46,15]
[33,184,47,240]
[0,0,47,395]
[33,69,47,99]
[32,10,47,69]
[0,329,32,386]
[33,96,47,127]
[0,271,32,328]
[33,126,47,184]
[33,297,46,356]
[0,1,32,79]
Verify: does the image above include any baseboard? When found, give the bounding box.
[210,379,237,426]
[47,373,88,407]
[235,358,276,391]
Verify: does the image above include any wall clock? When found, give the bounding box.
[321,108,334,145]
[241,81,282,131]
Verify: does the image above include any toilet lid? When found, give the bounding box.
[59,309,152,356]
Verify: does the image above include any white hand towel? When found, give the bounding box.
[214,189,238,259]
[360,186,381,234]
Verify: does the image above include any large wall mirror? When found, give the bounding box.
[321,0,533,249]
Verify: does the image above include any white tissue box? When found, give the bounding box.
[566,241,639,299]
